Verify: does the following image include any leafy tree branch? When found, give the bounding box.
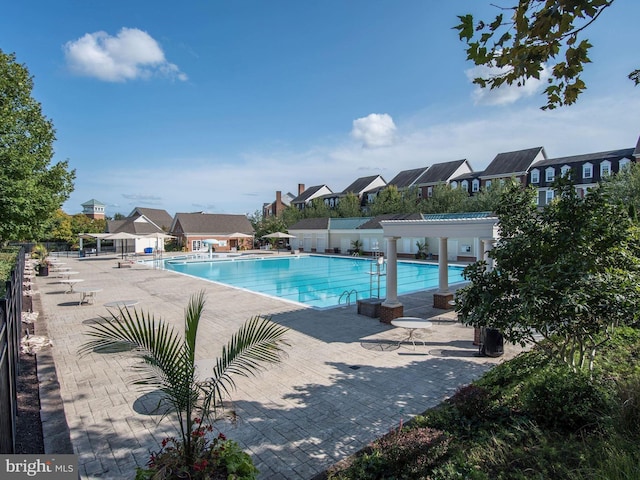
[454,1,634,109]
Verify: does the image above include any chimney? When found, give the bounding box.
[298,184,305,195]
[276,191,282,205]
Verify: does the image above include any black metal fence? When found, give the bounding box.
[0,248,24,453]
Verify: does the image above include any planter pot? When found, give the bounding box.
[37,265,49,277]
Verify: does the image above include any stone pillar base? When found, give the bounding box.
[379,304,404,324]
[433,292,454,310]
[357,299,382,318]
[473,327,482,346]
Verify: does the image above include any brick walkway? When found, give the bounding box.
[34,254,521,479]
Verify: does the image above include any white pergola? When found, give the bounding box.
[78,233,112,254]
[380,213,500,310]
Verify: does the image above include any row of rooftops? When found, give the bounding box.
[79,204,255,238]
[265,135,640,213]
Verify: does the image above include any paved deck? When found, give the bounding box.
[33,253,521,479]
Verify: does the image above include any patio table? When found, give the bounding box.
[390,317,433,349]
[76,287,103,305]
[60,278,85,293]
[104,300,140,320]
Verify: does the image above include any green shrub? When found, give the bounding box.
[615,373,640,437]
[327,427,450,479]
[521,367,614,433]
[0,248,20,297]
[447,384,491,419]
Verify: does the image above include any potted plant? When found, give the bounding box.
[415,240,429,260]
[350,239,363,256]
[32,244,50,276]
[80,292,289,479]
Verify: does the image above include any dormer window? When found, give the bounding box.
[545,167,555,182]
[583,162,593,179]
[530,169,540,183]
[619,158,631,171]
[561,165,571,177]
[600,160,611,177]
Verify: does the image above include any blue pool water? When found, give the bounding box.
[162,255,466,309]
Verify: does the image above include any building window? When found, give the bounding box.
[427,186,433,197]
[461,180,469,191]
[546,190,555,204]
[531,169,540,183]
[583,162,593,179]
[561,165,571,177]
[472,180,479,192]
[192,240,203,251]
[619,158,631,171]
[545,167,555,182]
[485,180,492,189]
[600,160,611,177]
[450,181,458,189]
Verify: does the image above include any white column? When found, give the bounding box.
[382,236,401,307]
[438,237,449,293]
[484,238,496,271]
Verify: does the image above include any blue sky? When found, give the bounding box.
[2,1,639,217]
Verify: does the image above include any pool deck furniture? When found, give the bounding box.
[59,270,80,280]
[76,287,103,306]
[390,317,433,349]
[104,300,140,320]
[105,300,139,310]
[60,278,85,293]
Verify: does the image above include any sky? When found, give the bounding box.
[2,1,639,218]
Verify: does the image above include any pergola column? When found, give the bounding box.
[438,236,449,293]
[433,236,454,309]
[480,238,496,271]
[380,236,403,323]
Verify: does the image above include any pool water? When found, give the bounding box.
[163,255,466,309]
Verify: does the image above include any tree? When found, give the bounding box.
[456,178,640,373]
[455,1,635,109]
[0,50,75,242]
[80,292,289,475]
[420,183,470,214]
[280,205,303,227]
[302,197,333,219]
[600,162,640,215]
[336,192,362,218]
[467,179,517,212]
[370,185,405,215]
[47,209,74,244]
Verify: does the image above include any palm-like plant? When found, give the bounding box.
[79,291,289,470]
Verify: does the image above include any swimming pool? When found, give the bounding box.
[162,255,466,309]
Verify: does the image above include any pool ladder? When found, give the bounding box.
[339,289,358,306]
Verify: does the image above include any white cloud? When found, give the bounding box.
[64,94,640,218]
[466,64,550,106]
[63,27,187,82]
[351,113,397,148]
